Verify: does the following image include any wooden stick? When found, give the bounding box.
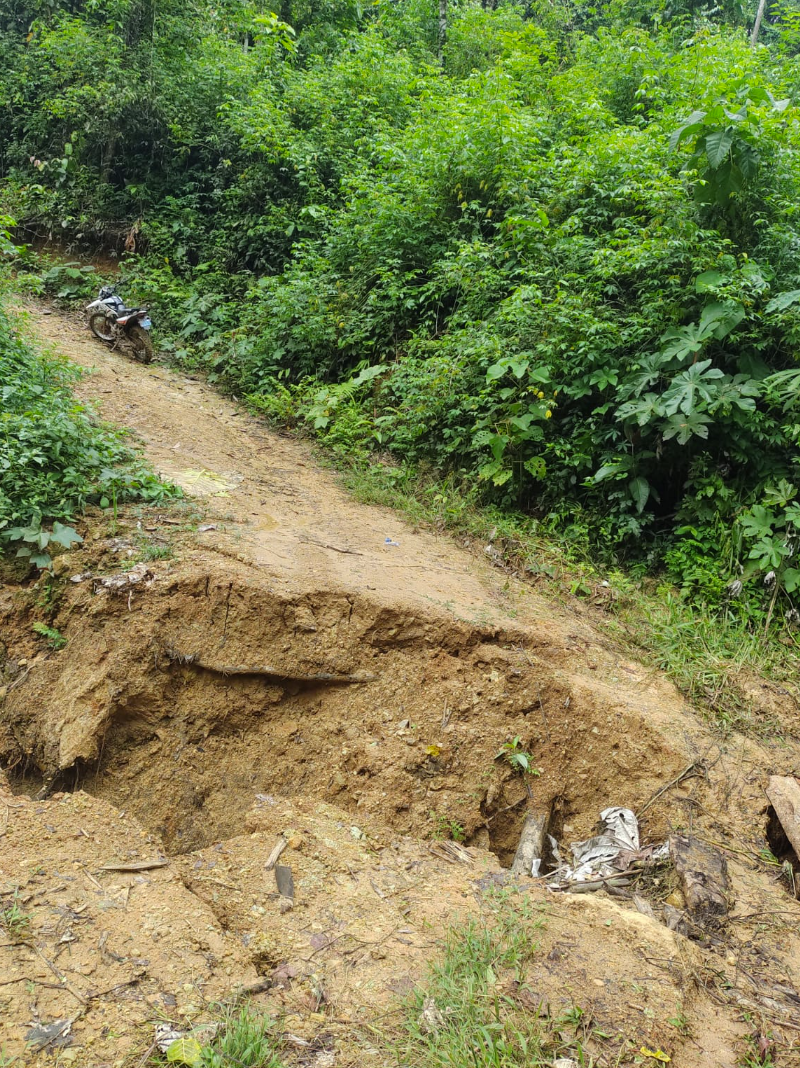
[637,762,703,817]
[33,946,87,1005]
[264,838,287,871]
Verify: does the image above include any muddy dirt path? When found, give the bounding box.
[25,303,535,626]
[2,304,800,1068]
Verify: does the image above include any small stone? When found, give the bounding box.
[287,835,303,850]
[279,898,294,914]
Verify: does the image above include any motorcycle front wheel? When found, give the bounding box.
[89,313,115,343]
[127,323,154,364]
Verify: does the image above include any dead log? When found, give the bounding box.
[670,835,731,929]
[510,811,549,877]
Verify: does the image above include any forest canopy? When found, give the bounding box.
[5,0,800,621]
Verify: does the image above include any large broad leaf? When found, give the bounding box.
[662,360,725,417]
[478,460,513,486]
[523,456,546,480]
[766,289,800,314]
[695,270,726,293]
[616,393,664,427]
[735,140,761,180]
[593,456,633,482]
[166,1038,203,1066]
[661,410,712,444]
[629,476,650,514]
[704,127,735,169]
[739,504,776,539]
[660,324,704,364]
[50,521,83,549]
[698,301,745,341]
[668,111,708,151]
[712,160,744,202]
[782,567,800,593]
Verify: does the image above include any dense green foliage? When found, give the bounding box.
[5,0,800,622]
[0,269,174,566]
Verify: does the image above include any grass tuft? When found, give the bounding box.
[391,888,590,1068]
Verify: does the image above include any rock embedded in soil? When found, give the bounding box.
[766,775,800,861]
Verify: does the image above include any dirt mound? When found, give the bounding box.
[0,778,746,1067]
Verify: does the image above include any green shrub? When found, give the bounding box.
[0,297,177,568]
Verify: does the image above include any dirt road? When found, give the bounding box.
[27,304,538,624]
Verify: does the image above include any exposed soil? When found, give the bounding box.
[1,303,800,1066]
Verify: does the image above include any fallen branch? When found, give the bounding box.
[33,946,87,1005]
[637,761,704,817]
[301,536,364,556]
[264,838,288,872]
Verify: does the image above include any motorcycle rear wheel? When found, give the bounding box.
[127,324,154,364]
[89,313,115,343]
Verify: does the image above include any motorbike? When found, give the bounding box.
[86,285,154,363]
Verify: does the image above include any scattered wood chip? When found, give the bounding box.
[428,841,474,865]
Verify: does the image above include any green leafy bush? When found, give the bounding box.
[0,298,176,567]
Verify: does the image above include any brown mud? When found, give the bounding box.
[1,304,800,1066]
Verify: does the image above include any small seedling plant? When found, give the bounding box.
[1,892,31,939]
[31,622,66,649]
[496,737,541,777]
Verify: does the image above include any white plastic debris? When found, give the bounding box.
[548,806,667,890]
[600,806,640,851]
[419,996,445,1035]
[94,562,154,592]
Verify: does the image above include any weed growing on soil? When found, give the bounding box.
[496,738,540,778]
[0,892,30,938]
[199,1009,284,1068]
[137,542,175,563]
[429,811,466,843]
[392,888,587,1067]
[31,622,66,650]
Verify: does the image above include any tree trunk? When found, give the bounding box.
[751,0,767,46]
[438,0,447,64]
[101,134,118,184]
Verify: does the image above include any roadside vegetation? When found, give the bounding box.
[0,225,176,568]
